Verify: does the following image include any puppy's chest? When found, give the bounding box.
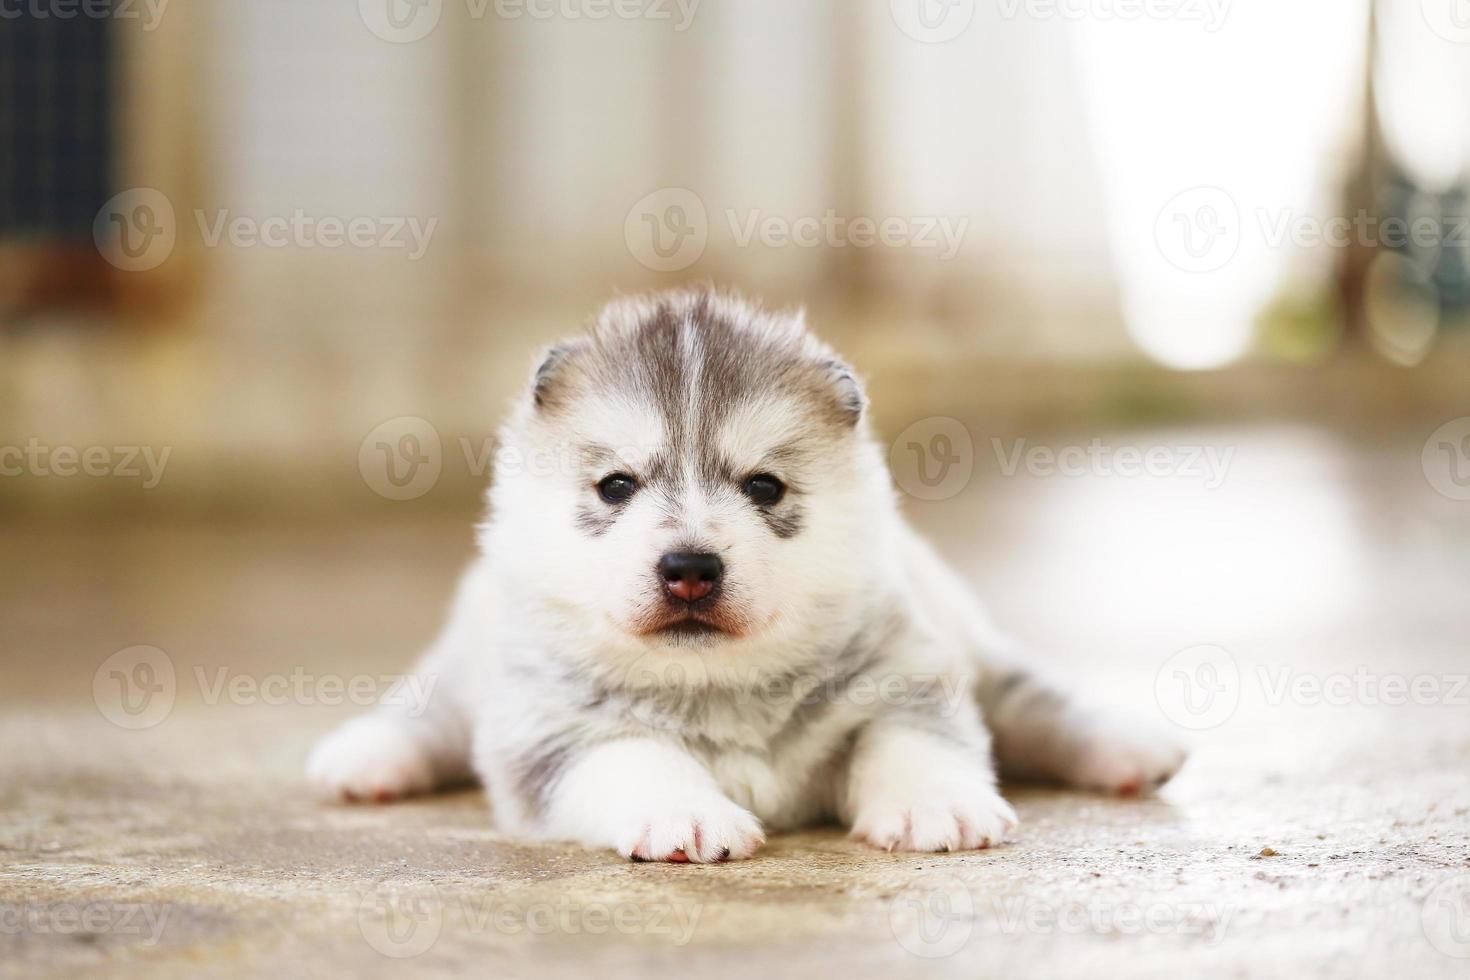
[675,689,868,826]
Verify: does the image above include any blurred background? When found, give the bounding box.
[4,5,1470,978]
[1,0,1467,517]
[3,0,1469,684]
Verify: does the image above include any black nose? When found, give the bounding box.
[657,552,723,603]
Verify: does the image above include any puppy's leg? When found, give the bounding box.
[899,525,1185,794]
[520,738,765,863]
[306,689,472,803]
[306,568,482,802]
[978,667,1185,795]
[842,715,1018,853]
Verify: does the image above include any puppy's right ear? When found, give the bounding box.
[531,343,578,411]
[821,358,866,427]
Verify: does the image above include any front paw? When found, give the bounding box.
[306,714,435,803]
[1069,717,1187,796]
[614,794,765,864]
[852,784,1018,853]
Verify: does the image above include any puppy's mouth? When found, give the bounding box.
[656,618,725,638]
[634,606,744,641]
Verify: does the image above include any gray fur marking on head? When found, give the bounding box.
[544,288,864,536]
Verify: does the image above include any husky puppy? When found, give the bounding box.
[308,289,1184,861]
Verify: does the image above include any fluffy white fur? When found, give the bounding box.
[307,289,1184,862]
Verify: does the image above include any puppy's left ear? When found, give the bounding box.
[791,308,865,426]
[531,342,580,411]
[822,358,866,427]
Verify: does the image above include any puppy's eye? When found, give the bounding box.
[741,474,786,507]
[596,473,638,504]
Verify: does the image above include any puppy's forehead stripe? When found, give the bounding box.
[540,289,860,441]
[555,291,857,549]
[594,293,836,494]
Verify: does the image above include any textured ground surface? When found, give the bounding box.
[3,423,1469,979]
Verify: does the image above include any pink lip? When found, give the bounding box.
[619,606,778,641]
[631,609,742,639]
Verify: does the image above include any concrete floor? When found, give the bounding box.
[3,423,1469,979]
